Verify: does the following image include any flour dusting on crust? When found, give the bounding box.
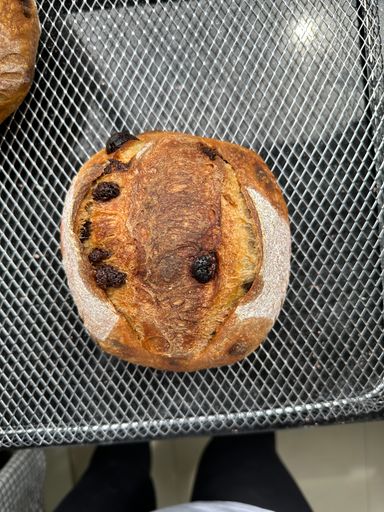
[135,142,153,159]
[236,188,290,322]
[61,176,119,340]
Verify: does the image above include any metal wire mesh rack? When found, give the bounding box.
[1,0,384,448]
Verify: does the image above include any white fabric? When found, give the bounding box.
[155,501,273,512]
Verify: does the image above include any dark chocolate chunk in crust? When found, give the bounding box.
[95,265,126,289]
[242,280,254,293]
[79,220,91,242]
[88,248,110,264]
[200,143,218,160]
[191,252,217,283]
[93,182,120,202]
[103,159,131,175]
[106,131,138,154]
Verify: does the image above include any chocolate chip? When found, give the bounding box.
[103,159,131,175]
[95,265,126,289]
[93,182,120,202]
[191,252,217,283]
[200,143,217,160]
[79,220,91,242]
[242,280,254,293]
[88,248,110,264]
[106,131,138,154]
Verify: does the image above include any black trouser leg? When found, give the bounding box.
[55,442,156,512]
[192,433,312,512]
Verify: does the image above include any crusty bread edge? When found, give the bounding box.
[236,187,290,322]
[0,0,41,124]
[61,162,120,340]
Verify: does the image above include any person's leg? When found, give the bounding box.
[192,433,312,512]
[0,449,12,469]
[55,442,156,512]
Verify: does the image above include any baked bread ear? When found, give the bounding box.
[0,0,40,124]
[61,131,290,372]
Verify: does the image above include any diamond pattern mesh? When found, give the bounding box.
[1,0,384,447]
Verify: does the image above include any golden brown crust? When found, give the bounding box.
[0,0,40,124]
[61,131,290,372]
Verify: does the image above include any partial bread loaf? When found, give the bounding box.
[61,131,290,371]
[0,0,40,124]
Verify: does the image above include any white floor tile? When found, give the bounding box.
[44,447,73,512]
[277,423,369,512]
[151,439,180,507]
[151,437,209,508]
[171,436,210,502]
[364,421,384,512]
[68,445,95,483]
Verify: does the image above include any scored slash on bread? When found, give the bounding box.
[61,131,290,372]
